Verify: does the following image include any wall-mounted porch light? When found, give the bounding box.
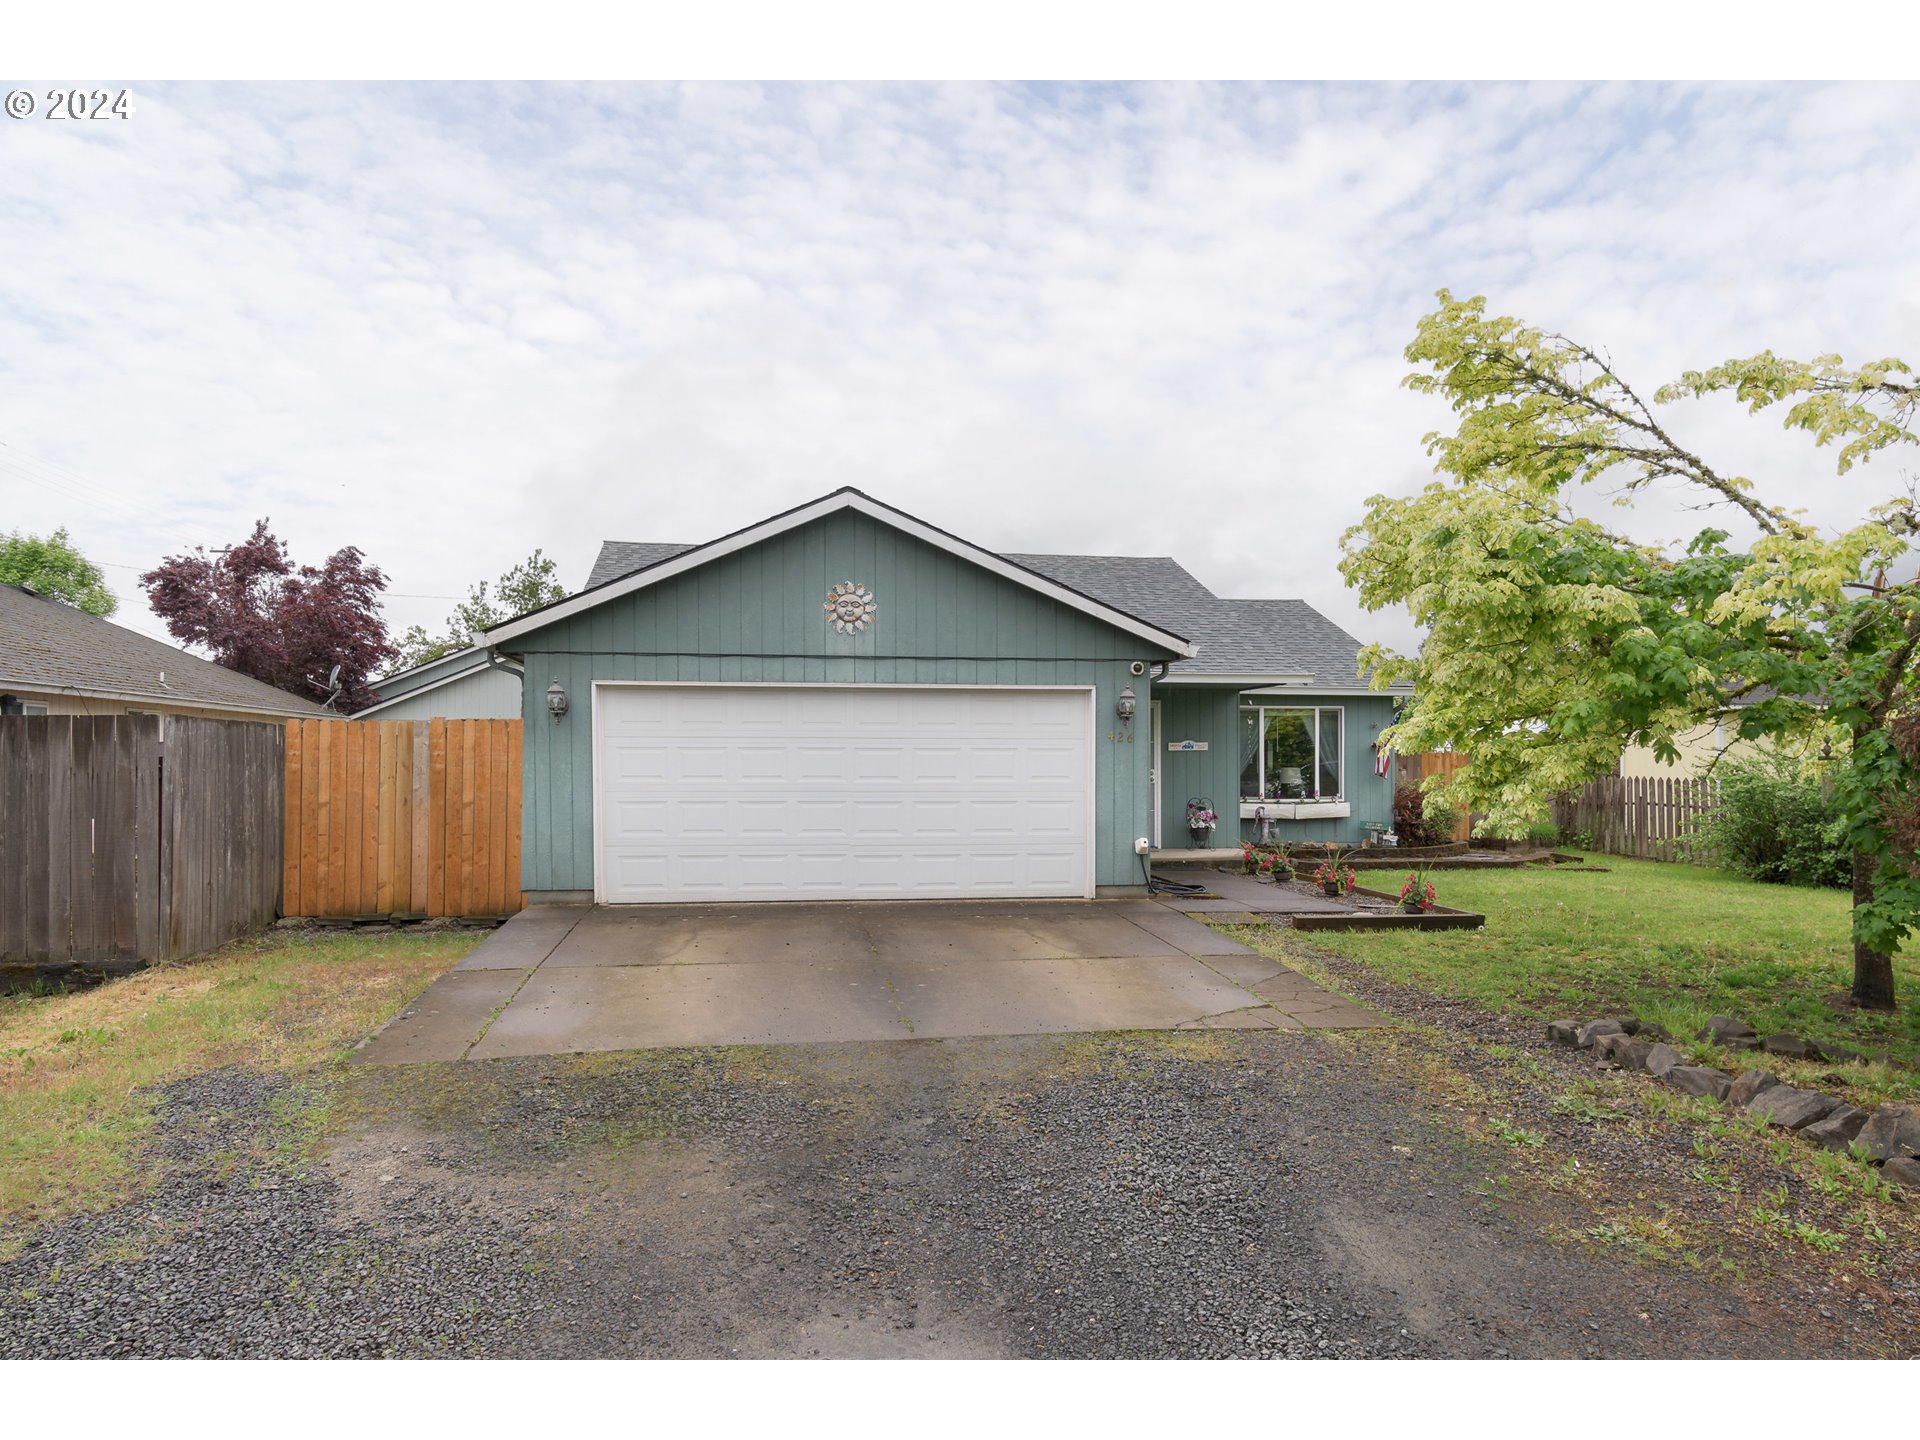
[545,679,569,723]
[1116,685,1137,723]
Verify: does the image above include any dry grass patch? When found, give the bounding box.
[0,927,476,1243]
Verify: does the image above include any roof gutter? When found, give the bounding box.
[0,675,323,719]
[1155,672,1315,687]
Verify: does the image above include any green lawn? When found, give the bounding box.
[1269,854,1920,1091]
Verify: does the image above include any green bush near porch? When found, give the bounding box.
[1277,854,1920,1078]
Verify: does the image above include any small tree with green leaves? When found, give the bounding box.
[393,550,568,670]
[0,527,115,615]
[1341,290,1917,1009]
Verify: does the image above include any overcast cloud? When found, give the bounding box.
[3,81,1917,663]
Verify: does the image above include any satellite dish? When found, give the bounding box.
[318,663,344,711]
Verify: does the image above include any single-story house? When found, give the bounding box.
[481,489,1406,905]
[360,645,525,720]
[0,583,327,723]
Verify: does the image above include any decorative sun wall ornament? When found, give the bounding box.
[824,581,877,634]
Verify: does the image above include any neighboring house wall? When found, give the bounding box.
[361,664,522,721]
[505,509,1176,895]
[1156,688,1396,845]
[1620,720,1775,778]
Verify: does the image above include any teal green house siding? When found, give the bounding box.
[503,509,1180,895]
[1156,688,1398,846]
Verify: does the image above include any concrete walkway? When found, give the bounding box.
[354,898,1382,1063]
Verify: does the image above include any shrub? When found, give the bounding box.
[1394,781,1464,847]
[1699,755,1850,888]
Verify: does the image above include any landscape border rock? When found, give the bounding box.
[1546,1015,1914,1193]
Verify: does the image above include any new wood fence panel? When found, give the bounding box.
[1409,752,1473,842]
[428,718,447,916]
[279,718,521,918]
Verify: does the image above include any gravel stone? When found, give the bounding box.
[0,1068,551,1358]
[6,963,1914,1361]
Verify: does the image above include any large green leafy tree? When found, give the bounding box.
[1342,291,1918,1009]
[0,527,116,615]
[393,550,568,670]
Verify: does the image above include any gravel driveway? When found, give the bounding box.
[5,1015,1912,1358]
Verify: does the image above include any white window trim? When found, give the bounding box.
[1239,703,1344,805]
[1240,799,1350,821]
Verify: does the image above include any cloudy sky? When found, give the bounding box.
[4,81,1917,664]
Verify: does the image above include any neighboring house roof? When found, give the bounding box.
[361,645,524,718]
[0,584,327,717]
[492,488,1196,657]
[584,541,695,590]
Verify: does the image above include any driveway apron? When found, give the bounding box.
[354,899,1381,1062]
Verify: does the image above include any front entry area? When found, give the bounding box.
[593,684,1094,903]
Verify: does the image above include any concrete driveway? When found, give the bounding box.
[355,899,1381,1062]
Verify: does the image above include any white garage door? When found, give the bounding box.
[595,685,1093,902]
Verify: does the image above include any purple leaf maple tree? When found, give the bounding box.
[140,520,397,713]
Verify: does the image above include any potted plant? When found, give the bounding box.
[1186,798,1219,848]
[1262,846,1295,883]
[1241,842,1260,875]
[1311,858,1355,897]
[1398,872,1438,913]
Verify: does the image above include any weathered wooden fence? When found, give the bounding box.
[1551,774,1720,861]
[0,715,283,983]
[1406,751,1473,841]
[282,718,522,918]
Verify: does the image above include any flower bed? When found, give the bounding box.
[1290,883,1486,932]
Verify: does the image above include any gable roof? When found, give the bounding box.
[361,644,524,716]
[0,584,327,717]
[570,517,1398,692]
[487,488,1196,656]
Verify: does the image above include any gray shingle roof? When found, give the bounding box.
[584,541,695,590]
[0,585,326,716]
[587,535,1390,689]
[1005,555,1385,686]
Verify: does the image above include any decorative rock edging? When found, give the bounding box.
[1546,1013,1920,1193]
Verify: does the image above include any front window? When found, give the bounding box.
[1239,705,1343,801]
